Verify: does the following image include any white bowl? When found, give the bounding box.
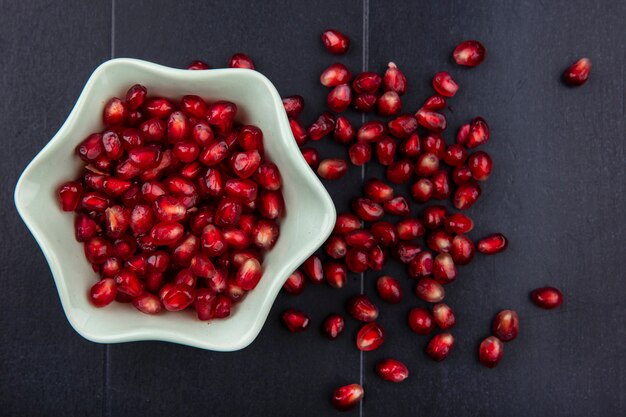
[14,58,336,351]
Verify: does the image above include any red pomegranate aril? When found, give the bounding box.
[332,384,363,412]
[410,179,433,203]
[376,276,402,303]
[203,168,225,197]
[492,310,519,341]
[416,278,445,303]
[444,213,474,234]
[530,287,563,309]
[136,234,156,253]
[345,248,369,273]
[377,91,401,117]
[334,213,361,235]
[165,111,189,143]
[178,95,207,120]
[384,196,410,216]
[393,241,421,264]
[416,109,447,132]
[237,125,264,153]
[563,58,591,86]
[324,261,347,289]
[162,284,195,311]
[132,293,162,315]
[180,161,203,179]
[144,97,173,119]
[376,359,408,383]
[193,288,216,320]
[128,204,153,236]
[251,219,279,250]
[356,322,384,351]
[225,281,245,302]
[431,170,451,200]
[388,114,418,139]
[308,112,335,141]
[349,142,372,166]
[422,133,446,159]
[89,278,117,307]
[353,92,378,112]
[229,150,261,179]
[303,255,324,284]
[328,84,352,113]
[432,72,459,97]
[321,29,350,55]
[206,101,237,129]
[149,222,184,245]
[422,205,446,230]
[347,295,379,322]
[301,147,320,169]
[479,336,504,368]
[253,162,281,191]
[443,144,468,166]
[423,95,447,111]
[191,122,214,147]
[427,230,453,253]
[432,303,456,329]
[201,224,227,257]
[58,181,83,211]
[477,233,508,255]
[468,151,493,181]
[81,192,110,212]
[452,165,473,185]
[408,250,433,278]
[228,53,254,69]
[235,258,262,291]
[415,153,440,177]
[102,177,132,198]
[105,205,130,238]
[171,233,199,266]
[282,309,310,332]
[371,222,398,247]
[103,97,127,125]
[453,40,486,67]
[453,180,481,210]
[352,198,384,222]
[215,197,243,226]
[212,295,232,318]
[333,115,355,144]
[367,246,386,271]
[399,133,420,158]
[466,117,490,149]
[317,158,348,180]
[76,134,104,161]
[357,120,386,142]
[324,235,348,259]
[386,159,413,184]
[450,235,475,265]
[375,138,397,166]
[125,253,147,276]
[186,60,209,70]
[323,314,345,339]
[224,178,258,203]
[320,63,352,87]
[433,253,456,284]
[74,214,98,242]
[257,190,285,220]
[84,237,112,264]
[282,95,304,118]
[152,196,185,222]
[283,270,306,295]
[396,218,425,240]
[353,72,381,94]
[101,131,123,160]
[383,62,407,95]
[128,146,161,169]
[427,333,455,361]
[114,158,141,181]
[172,141,200,163]
[408,307,434,334]
[125,84,147,110]
[114,269,144,298]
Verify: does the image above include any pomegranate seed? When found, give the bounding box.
[331,384,363,412]
[432,303,456,330]
[479,336,504,368]
[492,310,519,341]
[191,122,214,146]
[345,248,369,272]
[303,255,324,284]
[363,179,393,204]
[235,258,262,291]
[410,179,433,203]
[301,147,320,169]
[356,322,384,351]
[376,359,409,383]
[202,167,225,197]
[415,278,445,303]
[228,53,254,69]
[393,242,421,264]
[432,72,459,97]
[415,153,440,177]
[422,95,447,110]
[334,213,361,235]
[427,230,453,253]
[327,84,352,113]
[282,309,310,332]
[317,158,348,180]
[388,114,418,139]
[422,205,446,230]
[450,234,475,265]
[421,133,445,159]
[323,314,345,339]
[81,191,111,212]
[172,141,200,163]
[162,284,195,311]
[427,332,455,361]
[408,307,434,334]
[282,95,304,118]
[144,97,174,119]
[353,72,381,93]
[58,181,83,211]
[89,278,117,307]
[386,159,413,184]
[396,218,425,240]
[129,204,154,236]
[308,112,336,140]
[101,131,123,160]
[125,84,147,110]
[225,281,245,302]
[289,118,308,145]
[452,165,473,185]
[415,108,447,132]
[187,60,209,70]
[346,295,379,322]
[453,180,481,210]
[215,197,243,226]
[333,115,355,144]
[133,293,162,315]
[477,233,508,254]
[84,237,112,264]
[367,246,386,271]
[324,261,347,288]
[466,117,490,149]
[530,287,563,309]
[325,235,348,259]
[171,233,199,266]
[357,120,386,142]
[105,205,131,238]
[321,29,350,55]
[74,214,98,242]
[455,123,470,146]
[348,142,372,166]
[101,257,123,278]
[213,295,232,318]
[383,62,407,95]
[353,93,377,112]
[206,101,237,129]
[257,190,285,220]
[103,97,127,125]
[140,181,166,203]
[432,170,451,200]
[194,288,216,320]
[376,138,397,166]
[384,196,410,216]
[201,224,227,257]
[165,111,189,143]
[224,178,258,203]
[563,58,591,86]
[444,213,474,234]
[128,146,161,169]
[76,134,104,161]
[102,177,132,197]
[114,269,144,298]
[468,151,493,181]
[443,144,468,167]
[230,150,261,179]
[320,63,352,87]
[352,198,384,222]
[223,227,250,250]
[125,254,147,276]
[433,253,456,284]
[283,270,306,295]
[408,251,433,278]
[371,222,398,247]
[251,219,279,250]
[152,196,185,223]
[149,222,184,245]
[376,276,402,303]
[179,95,207,119]
[377,91,401,116]
[453,40,486,67]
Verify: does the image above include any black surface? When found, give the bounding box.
[1,0,625,416]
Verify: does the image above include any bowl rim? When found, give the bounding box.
[14,58,336,351]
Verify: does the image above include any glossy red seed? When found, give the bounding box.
[357,120,386,142]
[215,197,243,226]
[427,230,453,253]
[432,72,459,97]
[408,251,433,278]
[468,151,493,181]
[114,269,144,298]
[563,58,591,86]
[356,322,384,351]
[452,165,473,185]
[144,97,174,119]
[289,118,308,146]
[224,178,258,203]
[433,253,456,284]
[303,255,324,284]
[307,112,336,140]
[179,95,208,119]
[283,270,306,295]
[206,101,237,128]
[187,60,210,70]
[251,219,279,250]
[367,246,386,271]
[477,233,508,254]
[352,198,384,222]
[422,205,447,230]
[323,314,345,339]
[162,284,195,311]
[191,122,214,146]
[353,72,382,93]
[282,309,310,332]
[456,123,470,146]
[383,62,407,95]
[324,261,347,289]
[376,359,408,383]
[81,191,111,212]
[331,384,364,412]
[427,332,455,361]
[432,303,456,329]
[384,196,410,216]
[408,307,434,335]
[371,222,397,247]
[324,235,348,259]
[125,84,147,110]
[415,153,440,177]
[345,248,369,273]
[235,258,262,291]
[84,237,112,264]
[328,84,352,113]
[453,40,486,67]
[149,222,184,245]
[76,133,104,161]
[172,141,200,163]
[421,133,445,159]
[74,214,98,242]
[377,91,401,117]
[105,205,130,238]
[282,95,304,118]
[103,97,127,125]
[333,115,355,144]
[171,234,199,267]
[466,117,490,149]
[257,190,285,220]
[101,131,123,160]
[58,181,83,211]
[320,63,352,87]
[346,295,379,322]
[317,158,348,180]
[376,276,402,303]
[129,204,154,236]
[396,218,425,240]
[353,92,378,112]
[393,241,421,264]
[431,170,451,200]
[386,159,413,184]
[422,95,447,111]
[128,146,161,169]
[321,29,350,55]
[89,278,117,307]
[228,53,254,69]
[388,114,418,139]
[410,179,433,203]
[492,310,519,341]
[364,179,394,203]
[375,138,397,166]
[479,336,504,368]
[415,108,447,132]
[193,288,216,320]
[200,225,227,257]
[444,213,474,234]
[334,213,361,235]
[301,147,320,169]
[349,142,372,166]
[230,150,261,179]
[133,293,162,315]
[453,180,481,210]
[450,234,475,265]
[415,278,445,303]
[443,144,468,166]
[530,287,563,309]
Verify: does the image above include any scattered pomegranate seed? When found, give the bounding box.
[376,358,409,383]
[478,336,504,368]
[444,213,474,234]
[415,278,445,303]
[333,213,362,235]
[353,93,378,112]
[422,205,447,230]
[408,307,434,335]
[383,62,407,95]
[433,253,456,284]
[89,278,117,307]
[324,261,347,288]
[450,234,475,265]
[377,91,401,116]
[563,58,591,86]
[530,287,563,309]
[283,270,306,295]
[453,40,486,67]
[376,276,402,303]
[432,303,456,329]
[346,295,379,322]
[282,309,310,332]
[477,233,508,254]
[468,151,493,181]
[345,229,377,251]
[303,255,324,284]
[353,72,382,94]
[133,293,162,315]
[328,84,352,113]
[308,112,336,140]
[492,310,519,341]
[357,120,387,142]
[321,29,350,55]
[320,63,352,87]
[324,235,348,259]
[349,142,372,166]
[345,248,369,272]
[422,95,446,110]
[384,195,410,216]
[331,384,363,412]
[352,198,384,222]
[317,158,348,180]
[333,116,355,144]
[396,218,425,240]
[103,98,127,125]
[228,53,255,70]
[282,95,304,118]
[466,117,490,149]
[426,332,455,361]
[388,114,418,139]
[323,314,345,339]
[453,180,481,210]
[386,159,413,184]
[432,72,459,97]
[58,181,83,211]
[371,222,398,246]
[300,147,320,169]
[187,60,209,70]
[393,241,421,264]
[427,230,453,253]
[356,322,384,351]
[410,179,434,203]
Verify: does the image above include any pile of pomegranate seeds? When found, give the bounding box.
[58,82,284,320]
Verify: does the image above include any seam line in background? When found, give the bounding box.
[110,0,116,58]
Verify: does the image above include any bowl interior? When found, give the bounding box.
[14,59,335,351]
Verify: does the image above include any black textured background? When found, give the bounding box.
[1,1,625,416]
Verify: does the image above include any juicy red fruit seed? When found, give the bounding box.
[167,111,190,143]
[376,359,409,383]
[453,40,486,67]
[352,198,384,222]
[282,309,310,332]
[334,116,355,144]
[235,258,263,291]
[453,181,481,210]
[432,72,459,97]
[125,84,147,109]
[416,108,447,132]
[383,62,407,95]
[346,295,379,322]
[386,159,413,184]
[477,233,508,254]
[467,117,490,149]
[408,251,433,278]
[301,147,320,169]
[423,95,446,110]
[408,307,434,335]
[468,151,493,181]
[443,144,468,166]
[450,234,475,265]
[303,255,324,284]
[333,213,361,235]
[283,270,306,295]
[357,120,386,142]
[432,303,456,329]
[133,293,162,315]
[415,278,445,303]
[371,222,397,247]
[364,178,394,202]
[327,84,352,113]
[89,278,117,307]
[323,314,345,339]
[308,112,335,140]
[317,158,348,180]
[396,218,425,240]
[356,322,384,351]
[388,114,418,139]
[398,132,421,158]
[377,91,401,117]
[433,253,457,284]
[320,63,352,87]
[376,276,402,303]
[563,58,591,86]
[324,261,347,288]
[444,213,474,234]
[331,384,364,412]
[282,95,304,118]
[187,60,209,70]
[530,287,564,309]
[349,142,372,166]
[162,284,195,311]
[289,119,308,146]
[353,93,377,112]
[479,336,504,368]
[103,97,127,125]
[353,72,382,94]
[324,235,348,259]
[493,310,519,342]
[228,53,255,69]
[426,332,455,361]
[321,29,350,55]
[84,237,112,264]
[58,181,83,211]
[384,196,410,216]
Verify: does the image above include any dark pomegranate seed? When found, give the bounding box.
[477,233,508,254]
[444,213,474,234]
[367,246,386,271]
[215,197,244,226]
[324,235,348,259]
[331,384,363,412]
[443,144,468,166]
[128,146,161,169]
[333,213,362,235]
[282,309,310,332]
[321,29,350,55]
[410,179,433,203]
[58,181,83,211]
[422,205,447,230]
[364,179,394,203]
[323,314,345,339]
[530,287,563,309]
[479,336,504,368]
[235,258,262,290]
[376,138,397,166]
[144,97,174,119]
[190,253,215,278]
[103,97,127,125]
[396,218,425,240]
[201,224,227,257]
[352,198,384,222]
[383,62,407,95]
[468,151,493,181]
[141,180,166,203]
[450,234,475,265]
[334,115,355,144]
[194,289,216,320]
[453,180,481,210]
[415,278,445,303]
[453,40,486,67]
[81,192,110,211]
[317,158,348,180]
[89,278,117,307]
[289,118,308,146]
[162,284,195,311]
[356,322,384,351]
[74,214,98,242]
[149,222,184,246]
[133,293,162,315]
[452,165,473,185]
[415,108,447,132]
[357,120,386,142]
[408,251,433,278]
[228,53,254,69]
[230,150,261,179]
[376,276,402,303]
[102,131,123,160]
[415,153,440,177]
[353,92,378,112]
[84,237,112,264]
[349,142,372,166]
[237,125,264,153]
[384,196,410,216]
[103,177,132,197]
[171,234,199,267]
[76,134,104,161]
[426,332,455,361]
[345,248,369,272]
[408,307,434,335]
[466,117,490,149]
[421,133,445,158]
[191,122,214,146]
[114,269,144,298]
[303,255,324,284]
[206,101,237,129]
[308,112,336,140]
[392,241,421,264]
[283,270,306,295]
[377,91,401,116]
[187,60,210,70]
[433,253,456,284]
[180,95,208,119]
[172,141,200,163]
[456,123,470,146]
[431,170,451,200]
[225,178,258,202]
[320,63,352,87]
[388,114,418,139]
[371,222,398,247]
[129,204,154,236]
[432,303,456,329]
[105,205,130,238]
[432,72,459,97]
[563,58,591,86]
[282,95,304,118]
[327,84,352,113]
[166,111,190,143]
[353,72,382,94]
[139,118,166,142]
[324,261,347,288]
[376,359,408,383]
[258,190,285,220]
[427,230,453,253]
[422,95,446,110]
[347,295,379,322]
[386,159,413,184]
[492,310,519,341]
[125,84,147,110]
